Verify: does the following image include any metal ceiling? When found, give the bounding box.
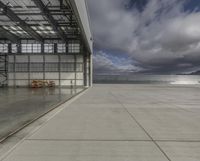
[0,0,80,42]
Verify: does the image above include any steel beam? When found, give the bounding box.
[32,0,68,43]
[0,1,43,42]
[0,11,73,16]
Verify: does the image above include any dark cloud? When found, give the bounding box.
[87,0,200,74]
[126,0,148,12]
[184,0,200,12]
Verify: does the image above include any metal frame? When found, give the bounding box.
[0,0,80,41]
[32,0,68,43]
[0,52,8,87]
[0,1,43,42]
[7,41,84,87]
[0,27,19,43]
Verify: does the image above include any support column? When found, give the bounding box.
[14,43,21,87]
[83,54,87,87]
[54,43,60,87]
[7,43,11,87]
[89,53,93,87]
[41,42,45,81]
[74,54,77,88]
[28,46,31,87]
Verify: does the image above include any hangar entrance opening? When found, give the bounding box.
[0,0,92,141]
[0,0,92,88]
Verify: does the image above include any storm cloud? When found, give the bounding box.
[87,0,200,74]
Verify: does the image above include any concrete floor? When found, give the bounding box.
[0,87,83,141]
[1,84,200,161]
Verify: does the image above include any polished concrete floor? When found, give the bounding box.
[2,84,200,161]
[0,87,83,141]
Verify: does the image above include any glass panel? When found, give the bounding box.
[44,44,54,53]
[45,63,59,72]
[33,44,41,53]
[12,44,17,53]
[61,63,75,72]
[57,44,66,53]
[15,63,29,72]
[0,44,8,53]
[30,63,43,72]
[68,43,80,53]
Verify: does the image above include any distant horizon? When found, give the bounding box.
[93,69,200,75]
[93,74,200,85]
[93,72,200,76]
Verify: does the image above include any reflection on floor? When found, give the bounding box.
[2,84,200,161]
[0,87,84,140]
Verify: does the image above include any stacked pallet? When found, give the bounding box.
[31,80,55,88]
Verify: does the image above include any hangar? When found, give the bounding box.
[0,0,93,88]
[0,0,92,141]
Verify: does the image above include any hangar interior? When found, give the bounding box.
[0,0,92,141]
[0,0,92,88]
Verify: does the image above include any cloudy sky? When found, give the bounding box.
[86,0,200,74]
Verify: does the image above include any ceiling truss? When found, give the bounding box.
[0,1,43,42]
[0,0,80,42]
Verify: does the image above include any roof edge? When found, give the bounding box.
[68,0,93,54]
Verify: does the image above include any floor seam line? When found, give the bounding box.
[0,89,89,161]
[109,92,172,161]
[26,139,153,141]
[25,139,200,142]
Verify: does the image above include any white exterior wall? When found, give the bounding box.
[69,0,93,53]
[70,0,93,86]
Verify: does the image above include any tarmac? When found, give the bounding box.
[1,84,200,161]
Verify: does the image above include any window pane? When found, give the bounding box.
[12,44,17,53]
[68,42,80,53]
[15,63,29,72]
[45,63,58,72]
[33,44,41,53]
[22,44,32,53]
[44,44,54,53]
[30,63,43,72]
[57,44,66,53]
[0,44,8,53]
[61,63,75,72]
